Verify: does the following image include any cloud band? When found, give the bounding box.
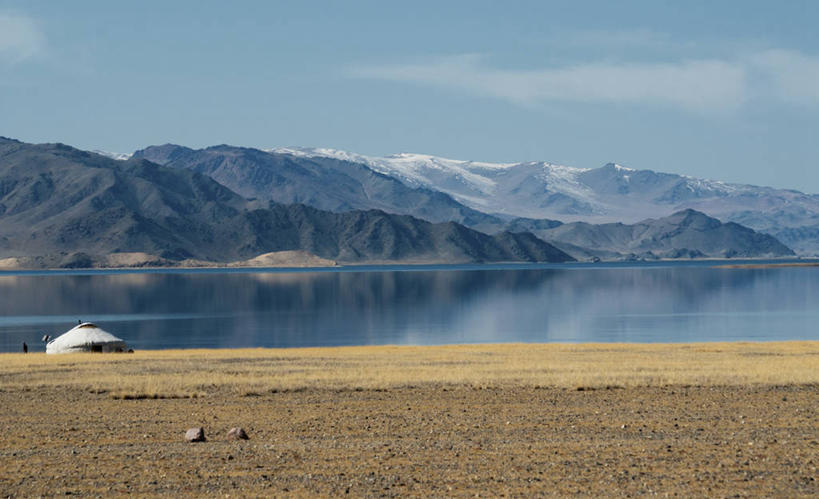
[351,50,819,113]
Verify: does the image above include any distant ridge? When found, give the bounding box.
[265,146,819,255]
[133,144,502,227]
[0,138,574,268]
[129,143,819,255]
[130,142,803,258]
[1,138,797,266]
[526,209,795,260]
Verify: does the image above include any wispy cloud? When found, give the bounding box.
[749,49,819,106]
[350,49,819,113]
[0,13,45,63]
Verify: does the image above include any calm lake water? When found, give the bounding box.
[1,261,817,352]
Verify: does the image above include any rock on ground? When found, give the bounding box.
[227,427,249,440]
[185,427,206,442]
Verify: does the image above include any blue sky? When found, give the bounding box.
[1,1,818,192]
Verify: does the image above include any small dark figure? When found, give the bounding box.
[42,334,51,343]
[78,319,82,325]
[22,342,28,353]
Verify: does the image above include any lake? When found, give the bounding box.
[1,261,817,352]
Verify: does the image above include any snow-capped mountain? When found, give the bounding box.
[270,147,819,254]
[271,147,596,219]
[269,147,762,221]
[132,144,502,227]
[92,150,132,161]
[0,138,575,267]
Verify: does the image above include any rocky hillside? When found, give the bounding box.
[517,209,794,260]
[0,138,574,267]
[269,148,819,255]
[132,144,501,227]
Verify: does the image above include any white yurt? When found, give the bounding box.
[46,323,128,354]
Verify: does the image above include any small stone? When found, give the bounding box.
[185,427,206,442]
[227,427,249,440]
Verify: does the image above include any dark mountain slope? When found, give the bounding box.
[263,148,819,255]
[0,138,573,266]
[242,205,571,263]
[133,144,501,226]
[519,209,794,259]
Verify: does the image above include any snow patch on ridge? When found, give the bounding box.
[92,150,132,161]
[268,146,597,214]
[265,145,818,236]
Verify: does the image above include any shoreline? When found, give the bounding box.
[6,337,819,352]
[1,256,817,275]
[715,261,819,269]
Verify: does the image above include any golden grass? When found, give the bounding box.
[1,342,817,398]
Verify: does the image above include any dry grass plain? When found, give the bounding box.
[1,342,817,497]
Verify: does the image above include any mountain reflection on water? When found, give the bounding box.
[1,265,817,351]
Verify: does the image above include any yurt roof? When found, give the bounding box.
[46,323,127,353]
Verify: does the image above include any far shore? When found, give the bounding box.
[0,255,816,273]
[715,261,819,269]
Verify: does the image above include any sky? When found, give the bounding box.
[1,0,818,192]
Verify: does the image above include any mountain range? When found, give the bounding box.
[0,137,801,269]
[267,147,819,255]
[0,137,573,268]
[512,209,793,260]
[131,143,800,259]
[132,144,499,227]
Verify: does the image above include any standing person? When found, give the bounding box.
[22,342,28,353]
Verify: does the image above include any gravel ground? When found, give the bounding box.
[1,384,817,497]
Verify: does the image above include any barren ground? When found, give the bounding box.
[1,344,817,497]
